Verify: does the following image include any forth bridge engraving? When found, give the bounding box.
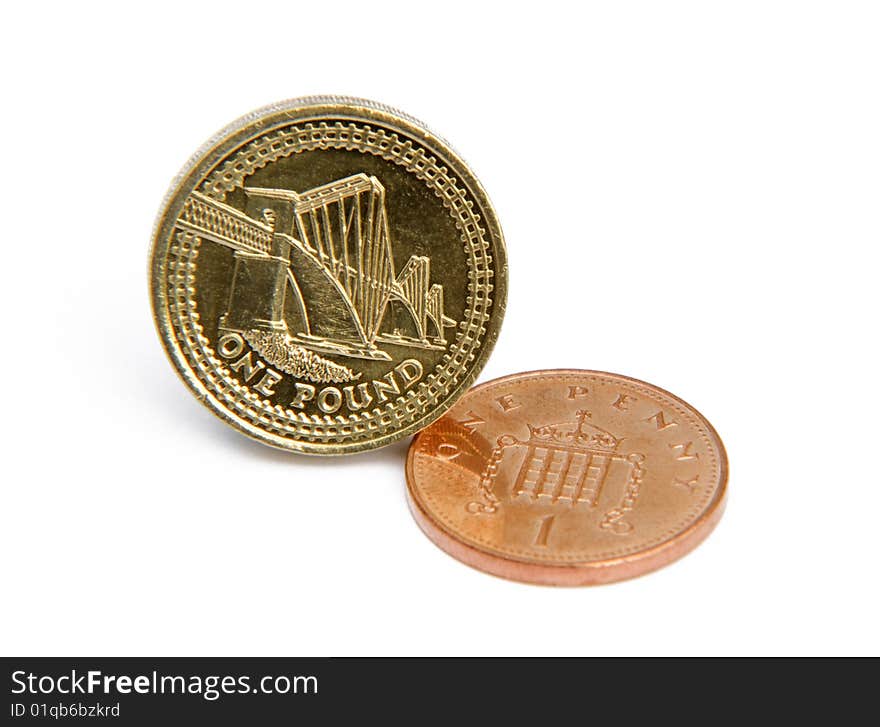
[175,173,456,383]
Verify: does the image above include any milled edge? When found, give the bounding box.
[148,96,508,455]
[405,369,728,571]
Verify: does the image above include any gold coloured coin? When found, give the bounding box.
[150,97,507,454]
[406,370,727,585]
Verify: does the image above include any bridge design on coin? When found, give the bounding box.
[175,173,455,361]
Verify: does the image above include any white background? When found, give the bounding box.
[2,1,877,656]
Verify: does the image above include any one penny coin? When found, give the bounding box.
[406,370,727,585]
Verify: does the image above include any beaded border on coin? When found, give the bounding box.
[150,97,507,454]
[406,370,728,586]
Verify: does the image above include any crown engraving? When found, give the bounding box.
[527,410,620,452]
[470,411,647,535]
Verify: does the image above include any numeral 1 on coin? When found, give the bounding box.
[535,516,555,547]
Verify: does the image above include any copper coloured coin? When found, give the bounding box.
[405,370,728,585]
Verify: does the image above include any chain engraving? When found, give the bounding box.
[469,410,647,535]
[407,372,727,572]
[598,453,646,535]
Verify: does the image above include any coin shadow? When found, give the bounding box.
[136,349,410,469]
[214,424,411,470]
[112,307,409,478]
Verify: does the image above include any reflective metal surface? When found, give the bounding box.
[407,370,727,585]
[150,97,507,454]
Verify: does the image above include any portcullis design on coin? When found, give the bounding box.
[150,98,507,454]
[406,370,727,585]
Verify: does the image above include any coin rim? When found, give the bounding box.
[149,96,508,455]
[405,369,728,586]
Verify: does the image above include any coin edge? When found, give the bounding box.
[148,96,508,455]
[404,368,729,585]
